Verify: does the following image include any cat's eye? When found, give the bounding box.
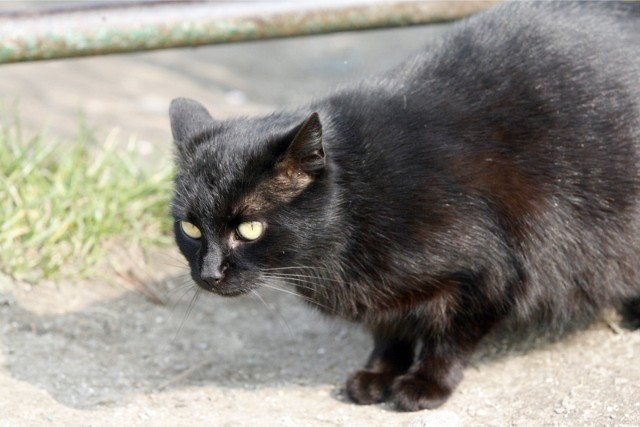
[236,221,265,241]
[180,221,202,239]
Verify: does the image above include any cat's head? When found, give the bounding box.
[169,98,336,297]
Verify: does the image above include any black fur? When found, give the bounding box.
[170,2,640,411]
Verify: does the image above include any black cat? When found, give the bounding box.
[169,1,640,411]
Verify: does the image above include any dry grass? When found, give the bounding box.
[0,111,174,282]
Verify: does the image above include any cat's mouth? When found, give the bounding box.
[210,287,249,297]
[193,277,254,297]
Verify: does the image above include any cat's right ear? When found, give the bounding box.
[169,98,214,142]
[277,112,325,175]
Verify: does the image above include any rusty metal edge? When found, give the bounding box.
[0,1,501,64]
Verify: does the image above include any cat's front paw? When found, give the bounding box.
[346,369,398,404]
[390,374,453,412]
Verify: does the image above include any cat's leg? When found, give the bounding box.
[346,334,416,404]
[390,315,496,411]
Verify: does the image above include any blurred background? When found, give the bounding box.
[1,1,452,154]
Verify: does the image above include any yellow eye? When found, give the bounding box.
[236,221,265,241]
[180,221,202,239]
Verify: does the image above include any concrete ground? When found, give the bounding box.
[0,4,639,426]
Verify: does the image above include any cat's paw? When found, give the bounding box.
[346,369,398,404]
[390,374,453,412]
[620,296,640,329]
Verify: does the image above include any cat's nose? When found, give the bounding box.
[202,272,222,285]
[200,245,228,287]
[200,263,228,286]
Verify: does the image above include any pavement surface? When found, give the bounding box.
[0,3,639,426]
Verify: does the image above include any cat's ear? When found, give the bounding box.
[169,98,214,142]
[282,112,324,174]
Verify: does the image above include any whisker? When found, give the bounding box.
[251,290,294,338]
[176,283,196,304]
[261,272,342,284]
[175,287,201,340]
[260,281,305,298]
[261,274,321,291]
[263,266,332,273]
[163,277,196,299]
[155,251,190,269]
[260,279,337,315]
[163,260,190,270]
[167,282,198,325]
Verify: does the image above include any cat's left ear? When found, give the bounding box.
[283,112,325,174]
[169,97,214,143]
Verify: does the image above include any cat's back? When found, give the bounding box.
[328,1,640,153]
[384,1,638,110]
[329,1,640,178]
[403,1,640,81]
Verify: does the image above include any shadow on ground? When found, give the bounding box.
[0,276,372,410]
[1,270,639,426]
[1,266,626,411]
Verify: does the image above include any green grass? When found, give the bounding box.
[0,112,174,282]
